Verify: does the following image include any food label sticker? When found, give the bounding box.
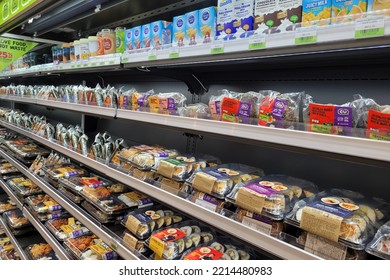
[160,178,182,193]
[210,42,224,54]
[183,247,224,260]
[156,161,176,179]
[192,172,218,194]
[309,104,352,134]
[149,228,186,256]
[366,110,390,141]
[248,35,266,50]
[125,215,144,234]
[148,96,159,108]
[258,97,287,127]
[236,187,267,215]
[89,243,115,260]
[123,232,139,251]
[304,232,347,260]
[242,216,272,235]
[221,97,240,122]
[355,17,385,39]
[195,198,217,212]
[159,97,176,110]
[295,27,317,45]
[209,100,221,115]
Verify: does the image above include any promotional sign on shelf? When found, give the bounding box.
[0,37,38,71]
[0,0,40,26]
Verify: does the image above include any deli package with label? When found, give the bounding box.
[285,188,389,249]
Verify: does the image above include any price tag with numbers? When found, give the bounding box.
[355,17,385,39]
[295,27,317,45]
[148,49,157,60]
[248,35,266,50]
[210,42,225,55]
[169,46,180,59]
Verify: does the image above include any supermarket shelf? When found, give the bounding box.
[0,121,320,260]
[0,180,24,209]
[0,216,28,260]
[21,207,72,260]
[0,148,140,260]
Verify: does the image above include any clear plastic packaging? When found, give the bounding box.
[59,174,113,193]
[234,208,284,236]
[189,191,225,213]
[4,139,49,158]
[157,92,187,112]
[25,194,62,213]
[3,209,31,229]
[45,217,90,241]
[58,185,84,204]
[131,167,158,182]
[117,191,154,208]
[6,176,42,197]
[26,243,58,260]
[36,211,69,222]
[181,236,256,260]
[42,163,88,181]
[64,234,118,260]
[0,248,20,260]
[366,220,390,259]
[0,197,17,213]
[209,90,234,120]
[121,205,186,240]
[186,163,264,199]
[121,230,149,254]
[0,162,18,175]
[343,94,381,129]
[177,103,210,119]
[81,200,118,224]
[146,220,216,260]
[285,188,388,249]
[226,175,318,220]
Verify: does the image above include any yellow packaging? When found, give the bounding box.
[332,0,367,23]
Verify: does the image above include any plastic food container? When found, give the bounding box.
[64,234,118,260]
[0,197,17,213]
[122,205,185,240]
[3,209,31,229]
[42,163,88,181]
[285,188,388,250]
[189,191,225,213]
[26,243,58,260]
[366,220,390,259]
[81,200,118,224]
[181,236,256,260]
[25,194,62,213]
[226,175,318,220]
[0,162,18,174]
[6,176,42,196]
[0,248,20,260]
[36,211,69,222]
[79,38,89,60]
[59,174,113,192]
[4,140,49,159]
[186,163,264,199]
[58,185,84,204]
[117,191,154,208]
[88,36,99,57]
[146,220,216,260]
[122,230,149,254]
[234,208,284,236]
[45,217,90,241]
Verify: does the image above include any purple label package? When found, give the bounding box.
[150,20,172,48]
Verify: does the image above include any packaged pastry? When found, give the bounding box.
[26,243,58,260]
[117,191,154,208]
[146,221,216,260]
[209,90,235,120]
[25,194,62,213]
[46,217,90,241]
[0,197,17,213]
[234,208,284,236]
[0,237,11,249]
[157,92,187,113]
[6,176,42,197]
[285,188,387,249]
[366,220,390,259]
[131,90,155,110]
[0,162,18,175]
[154,154,217,181]
[3,209,31,229]
[226,175,318,220]
[177,103,210,119]
[64,234,118,260]
[58,185,84,204]
[343,94,381,129]
[186,163,264,199]
[181,236,255,260]
[122,205,185,240]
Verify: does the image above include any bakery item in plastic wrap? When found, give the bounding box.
[177,103,210,119]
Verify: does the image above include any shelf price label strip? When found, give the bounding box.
[295,27,318,45]
[355,17,385,39]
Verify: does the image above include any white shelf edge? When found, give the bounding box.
[0,121,320,260]
[0,179,24,209]
[0,147,139,260]
[0,216,29,260]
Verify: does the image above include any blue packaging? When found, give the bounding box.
[217,0,235,36]
[125,28,133,51]
[150,20,172,48]
[233,0,255,34]
[172,15,186,47]
[132,26,142,49]
[185,10,200,46]
[198,7,217,43]
[141,23,151,48]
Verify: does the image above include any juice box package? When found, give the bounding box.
[150,20,172,48]
[172,15,186,47]
[254,0,302,33]
[302,0,332,26]
[125,28,133,51]
[367,0,390,12]
[198,7,217,43]
[132,26,142,49]
[185,10,201,46]
[332,0,367,23]
[141,23,151,48]
[232,0,255,35]
[217,0,235,36]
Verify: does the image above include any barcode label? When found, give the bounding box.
[248,35,266,50]
[355,17,385,39]
[295,27,317,45]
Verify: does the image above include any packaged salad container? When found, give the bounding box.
[366,220,390,259]
[25,194,62,213]
[26,243,58,260]
[45,217,90,241]
[285,188,387,250]
[226,175,318,220]
[6,176,42,197]
[122,205,185,240]
[186,163,264,199]
[3,209,31,229]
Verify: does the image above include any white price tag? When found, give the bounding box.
[210,42,224,54]
[169,47,180,59]
[195,199,217,212]
[148,49,157,60]
[242,216,272,235]
[248,35,266,50]
[355,17,385,39]
[295,27,317,45]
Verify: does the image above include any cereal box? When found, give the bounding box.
[254,0,302,33]
[172,15,186,47]
[217,0,235,36]
[185,10,200,46]
[367,0,390,12]
[199,6,217,43]
[233,0,255,35]
[132,26,142,49]
[125,28,133,51]
[150,20,172,48]
[141,23,151,48]
[302,0,332,26]
[332,0,367,23]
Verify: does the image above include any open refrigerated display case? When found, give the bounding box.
[0,0,389,260]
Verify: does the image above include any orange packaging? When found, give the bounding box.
[101,29,116,55]
[97,32,104,55]
[366,110,390,141]
[183,247,223,260]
